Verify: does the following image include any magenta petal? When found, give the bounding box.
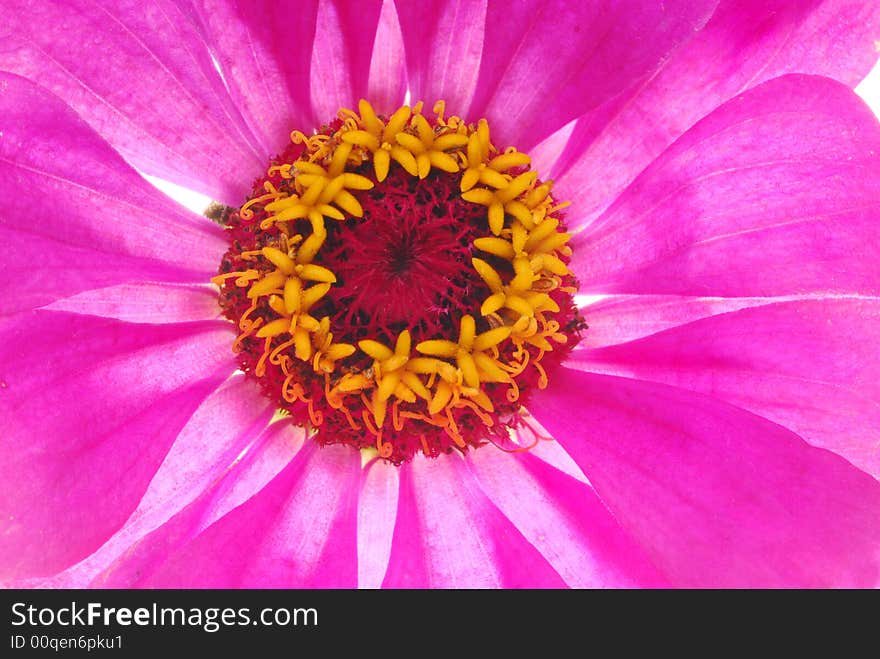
[573,298,880,480]
[187,0,381,151]
[102,443,360,588]
[42,283,221,324]
[395,0,488,115]
[93,421,306,587]
[531,369,880,587]
[571,75,880,297]
[0,73,228,315]
[579,295,779,348]
[309,0,384,122]
[518,420,591,485]
[382,455,566,588]
[366,0,408,113]
[182,0,317,154]
[0,0,264,203]
[555,0,880,223]
[529,119,578,181]
[467,450,667,587]
[358,459,400,588]
[465,0,716,148]
[116,375,273,536]
[0,311,235,580]
[22,375,273,588]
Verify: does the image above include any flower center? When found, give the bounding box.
[213,100,584,464]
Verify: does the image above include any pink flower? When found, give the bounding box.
[1,0,879,588]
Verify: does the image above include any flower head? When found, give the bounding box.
[1,0,880,588]
[212,98,579,463]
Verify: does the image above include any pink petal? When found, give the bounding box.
[571,75,880,297]
[100,443,359,588]
[516,418,591,485]
[531,368,880,587]
[309,0,384,122]
[19,374,274,588]
[182,0,317,155]
[92,421,305,587]
[528,119,578,181]
[42,283,221,324]
[579,295,781,348]
[116,375,274,537]
[0,0,264,203]
[555,0,880,224]
[467,449,668,587]
[357,459,400,588]
[0,311,235,580]
[0,72,228,316]
[572,297,880,480]
[203,423,307,524]
[366,0,408,113]
[186,0,382,153]
[382,455,566,588]
[465,0,716,148]
[394,0,487,114]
